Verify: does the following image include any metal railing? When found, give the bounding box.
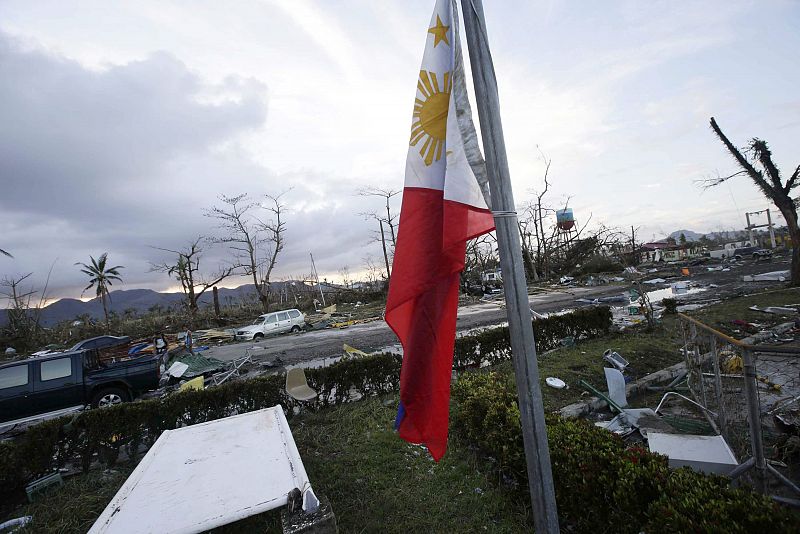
[677,313,800,504]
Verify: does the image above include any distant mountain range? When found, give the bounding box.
[668,229,748,243]
[0,281,323,327]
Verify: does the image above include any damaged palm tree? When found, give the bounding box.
[705,117,800,285]
[76,253,124,330]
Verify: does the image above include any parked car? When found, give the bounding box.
[234,309,306,341]
[733,246,773,260]
[0,349,161,426]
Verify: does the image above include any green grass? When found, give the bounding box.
[486,326,683,411]
[13,290,799,532]
[289,397,529,532]
[684,286,800,337]
[11,468,133,533]
[7,397,530,533]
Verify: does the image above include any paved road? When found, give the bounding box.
[203,285,628,365]
[202,257,793,366]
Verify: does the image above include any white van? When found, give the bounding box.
[234,309,306,341]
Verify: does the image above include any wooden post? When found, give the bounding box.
[460,1,559,531]
[213,286,221,319]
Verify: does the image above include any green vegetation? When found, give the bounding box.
[452,372,798,533]
[685,286,800,337]
[4,299,798,531]
[514,326,679,411]
[8,397,529,534]
[75,252,124,329]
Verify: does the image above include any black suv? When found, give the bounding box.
[733,246,772,260]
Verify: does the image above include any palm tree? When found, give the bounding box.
[76,253,124,328]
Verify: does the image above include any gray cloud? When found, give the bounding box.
[0,31,385,299]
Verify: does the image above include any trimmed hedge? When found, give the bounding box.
[451,371,797,533]
[453,305,611,368]
[0,307,610,503]
[0,353,401,504]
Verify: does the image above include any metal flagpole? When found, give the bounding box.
[459,0,560,531]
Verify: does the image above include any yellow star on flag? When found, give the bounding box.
[427,15,450,47]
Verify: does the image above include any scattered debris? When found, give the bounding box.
[0,516,32,532]
[545,377,566,389]
[343,343,369,358]
[192,329,235,343]
[743,270,790,282]
[165,352,226,379]
[25,472,63,502]
[671,281,688,295]
[647,432,738,475]
[749,305,799,315]
[643,278,666,284]
[602,349,629,372]
[604,368,627,408]
[166,361,189,378]
[179,376,204,391]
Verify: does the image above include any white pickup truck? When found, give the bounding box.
[234,309,306,340]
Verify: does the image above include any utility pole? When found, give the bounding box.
[309,252,326,307]
[745,208,778,249]
[460,1,559,532]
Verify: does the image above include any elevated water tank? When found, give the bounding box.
[556,208,575,231]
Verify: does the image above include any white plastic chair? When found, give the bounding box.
[286,368,318,402]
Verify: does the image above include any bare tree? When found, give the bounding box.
[362,254,384,290]
[150,238,233,323]
[703,117,800,285]
[206,191,289,312]
[1,266,54,351]
[463,233,498,290]
[338,266,352,289]
[358,187,400,281]
[260,192,288,311]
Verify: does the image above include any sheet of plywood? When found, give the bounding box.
[89,407,312,534]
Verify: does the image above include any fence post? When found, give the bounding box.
[741,347,767,492]
[689,324,708,407]
[709,336,729,441]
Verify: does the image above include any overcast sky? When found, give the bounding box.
[1,0,799,301]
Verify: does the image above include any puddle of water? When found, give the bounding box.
[644,285,707,304]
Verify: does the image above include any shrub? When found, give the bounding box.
[0,353,401,503]
[662,297,678,314]
[451,371,797,533]
[574,254,623,275]
[452,306,612,368]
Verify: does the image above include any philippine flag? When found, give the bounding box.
[385,0,495,461]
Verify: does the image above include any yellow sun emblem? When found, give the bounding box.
[410,70,452,166]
